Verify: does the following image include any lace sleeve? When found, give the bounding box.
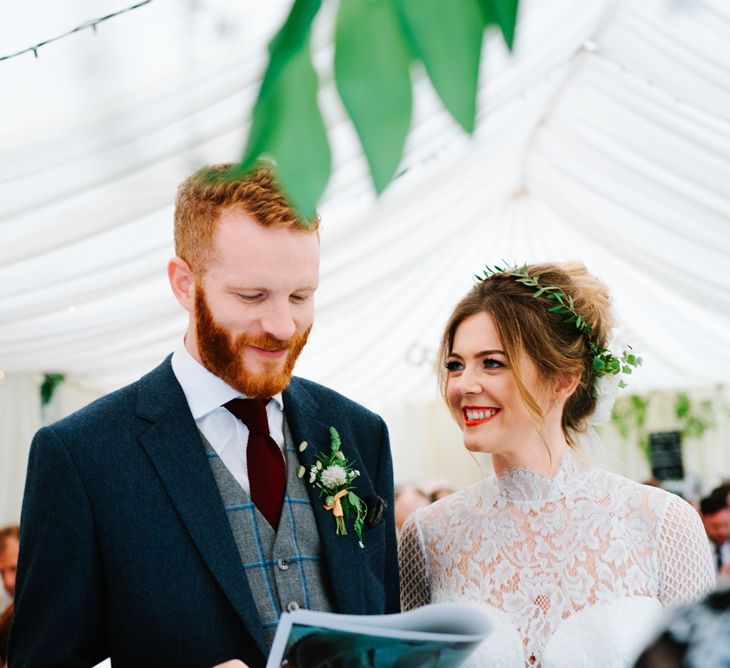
[657,493,716,606]
[398,512,431,610]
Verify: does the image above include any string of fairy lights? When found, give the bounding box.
[0,0,154,63]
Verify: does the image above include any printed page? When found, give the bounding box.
[267,603,492,668]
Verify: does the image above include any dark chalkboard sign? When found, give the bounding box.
[649,431,684,481]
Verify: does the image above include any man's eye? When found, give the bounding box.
[290,293,309,304]
[445,360,463,372]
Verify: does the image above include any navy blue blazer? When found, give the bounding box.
[10,357,399,668]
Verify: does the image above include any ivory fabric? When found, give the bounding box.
[399,451,715,667]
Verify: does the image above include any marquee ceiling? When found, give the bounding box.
[1,0,729,406]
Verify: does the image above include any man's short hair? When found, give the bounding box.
[711,483,730,499]
[700,491,728,516]
[173,162,320,276]
[0,525,19,554]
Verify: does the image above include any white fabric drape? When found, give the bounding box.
[0,374,41,524]
[1,0,729,400]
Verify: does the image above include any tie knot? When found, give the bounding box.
[224,398,270,435]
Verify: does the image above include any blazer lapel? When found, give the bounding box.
[136,360,269,655]
[283,379,367,615]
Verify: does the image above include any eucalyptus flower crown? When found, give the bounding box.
[474,264,642,389]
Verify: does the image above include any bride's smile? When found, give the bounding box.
[463,406,500,426]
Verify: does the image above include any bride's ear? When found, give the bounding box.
[553,372,580,400]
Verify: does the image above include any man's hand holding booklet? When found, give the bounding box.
[266,603,493,667]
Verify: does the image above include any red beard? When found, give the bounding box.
[194,287,310,398]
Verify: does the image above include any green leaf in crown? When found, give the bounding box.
[474,263,643,386]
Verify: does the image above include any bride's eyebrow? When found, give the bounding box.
[448,350,507,359]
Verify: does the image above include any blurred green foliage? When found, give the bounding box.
[240,0,519,217]
[40,373,65,406]
[611,387,728,461]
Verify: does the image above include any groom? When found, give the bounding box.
[10,164,399,667]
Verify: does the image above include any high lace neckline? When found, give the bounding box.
[495,450,587,502]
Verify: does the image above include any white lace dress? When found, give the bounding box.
[399,453,715,668]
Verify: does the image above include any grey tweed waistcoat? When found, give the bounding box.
[202,420,336,648]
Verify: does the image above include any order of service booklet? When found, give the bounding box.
[265,603,492,668]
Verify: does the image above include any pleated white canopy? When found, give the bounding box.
[1,0,729,406]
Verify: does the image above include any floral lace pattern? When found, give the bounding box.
[399,453,715,667]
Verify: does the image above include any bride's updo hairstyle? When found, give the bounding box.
[438,262,614,436]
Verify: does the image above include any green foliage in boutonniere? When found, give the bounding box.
[308,426,367,548]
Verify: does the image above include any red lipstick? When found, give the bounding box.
[462,405,500,427]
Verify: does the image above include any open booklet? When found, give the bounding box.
[266,603,492,668]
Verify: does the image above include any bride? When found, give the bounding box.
[398,262,715,668]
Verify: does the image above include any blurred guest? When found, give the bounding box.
[712,482,730,505]
[0,526,19,599]
[0,603,11,668]
[394,485,429,533]
[423,479,455,503]
[699,491,730,576]
[0,525,20,667]
[634,586,730,668]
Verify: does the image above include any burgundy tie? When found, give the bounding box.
[224,398,286,530]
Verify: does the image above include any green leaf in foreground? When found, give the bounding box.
[239,0,328,218]
[335,0,412,193]
[396,0,484,133]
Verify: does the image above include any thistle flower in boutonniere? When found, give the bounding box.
[309,426,367,548]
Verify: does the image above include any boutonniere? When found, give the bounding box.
[306,426,367,548]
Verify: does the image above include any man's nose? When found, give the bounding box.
[260,300,297,341]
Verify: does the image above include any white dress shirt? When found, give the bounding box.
[719,540,730,568]
[171,342,285,494]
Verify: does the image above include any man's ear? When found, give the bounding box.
[167,257,196,312]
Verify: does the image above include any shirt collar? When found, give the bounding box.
[171,341,284,420]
